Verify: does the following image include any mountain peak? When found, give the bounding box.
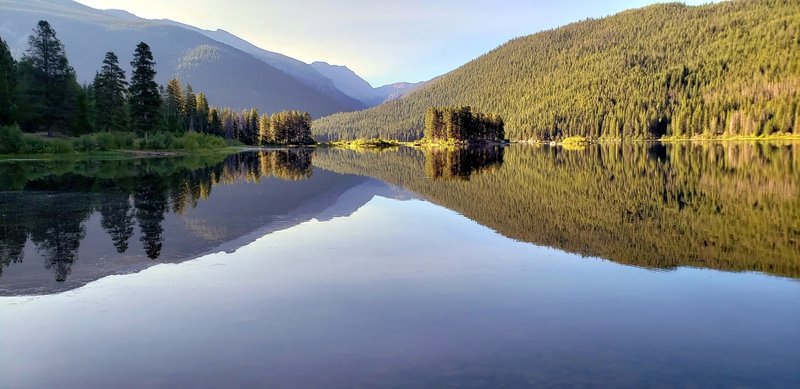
[103,9,141,21]
[310,61,426,106]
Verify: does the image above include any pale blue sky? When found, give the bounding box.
[76,0,719,86]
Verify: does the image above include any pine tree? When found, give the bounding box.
[195,92,209,133]
[209,107,222,137]
[17,20,77,135]
[163,78,183,132]
[129,42,161,137]
[93,52,128,132]
[0,37,15,125]
[247,108,259,144]
[258,113,271,145]
[183,84,197,132]
[69,84,93,135]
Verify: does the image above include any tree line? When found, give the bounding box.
[0,20,314,148]
[313,0,800,141]
[424,106,505,142]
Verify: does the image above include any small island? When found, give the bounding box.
[422,106,505,145]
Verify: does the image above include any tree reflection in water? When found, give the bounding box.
[0,149,314,282]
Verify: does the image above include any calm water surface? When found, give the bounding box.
[1,144,798,387]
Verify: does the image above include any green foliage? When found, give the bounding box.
[93,52,128,133]
[71,132,135,152]
[138,132,228,150]
[0,125,82,155]
[0,22,245,154]
[20,135,75,154]
[0,125,24,154]
[69,84,93,136]
[0,37,15,125]
[424,106,504,142]
[129,42,161,136]
[176,132,227,150]
[327,138,402,149]
[15,20,78,135]
[314,0,800,141]
[163,78,184,132]
[266,110,315,145]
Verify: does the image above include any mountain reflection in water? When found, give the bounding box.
[315,142,800,278]
[1,142,799,297]
[0,150,412,295]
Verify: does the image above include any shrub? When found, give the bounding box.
[21,136,74,154]
[72,134,98,152]
[0,125,24,154]
[140,132,174,150]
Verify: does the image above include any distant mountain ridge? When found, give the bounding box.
[0,0,364,117]
[159,19,365,110]
[311,61,426,106]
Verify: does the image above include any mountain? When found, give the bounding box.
[160,20,365,110]
[374,82,427,103]
[0,0,363,117]
[312,0,800,141]
[311,61,425,106]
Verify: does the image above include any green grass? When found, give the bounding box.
[0,125,237,157]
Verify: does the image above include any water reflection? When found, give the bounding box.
[424,145,504,180]
[2,142,799,295]
[315,142,800,279]
[0,149,379,294]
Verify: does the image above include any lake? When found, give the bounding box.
[1,143,799,387]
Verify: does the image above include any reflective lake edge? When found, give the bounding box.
[1,142,799,296]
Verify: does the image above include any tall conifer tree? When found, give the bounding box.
[129,42,161,136]
[93,52,128,132]
[0,37,15,125]
[18,20,77,135]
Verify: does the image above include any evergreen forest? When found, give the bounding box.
[0,20,315,154]
[313,0,800,141]
[423,106,505,143]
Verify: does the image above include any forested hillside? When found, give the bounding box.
[313,0,800,141]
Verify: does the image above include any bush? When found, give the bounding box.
[72,132,137,152]
[72,134,98,152]
[138,132,227,151]
[140,132,175,150]
[21,136,74,154]
[0,125,24,154]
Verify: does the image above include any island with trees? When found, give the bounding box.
[422,106,505,145]
[0,20,315,156]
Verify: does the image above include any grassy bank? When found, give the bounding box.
[0,125,241,159]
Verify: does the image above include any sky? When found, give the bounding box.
[74,0,717,86]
